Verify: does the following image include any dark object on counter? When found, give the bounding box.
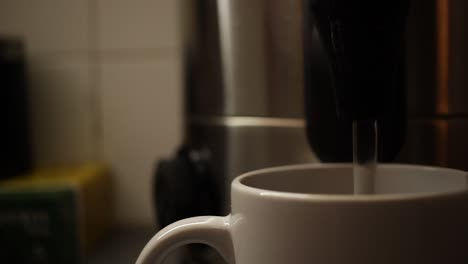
[154,145,224,264]
[154,145,220,228]
[0,37,32,179]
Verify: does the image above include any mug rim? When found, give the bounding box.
[232,163,468,203]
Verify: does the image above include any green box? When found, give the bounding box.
[0,165,112,264]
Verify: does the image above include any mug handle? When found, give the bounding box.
[136,216,235,264]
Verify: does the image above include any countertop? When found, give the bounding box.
[87,227,180,264]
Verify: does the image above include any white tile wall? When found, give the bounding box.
[97,0,179,50]
[0,0,89,53]
[28,56,97,165]
[0,0,183,226]
[101,58,182,226]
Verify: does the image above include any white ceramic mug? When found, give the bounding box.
[137,164,468,264]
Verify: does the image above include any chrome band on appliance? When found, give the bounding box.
[189,116,305,128]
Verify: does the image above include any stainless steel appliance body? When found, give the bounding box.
[154,0,468,262]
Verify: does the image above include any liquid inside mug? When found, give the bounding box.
[137,164,468,264]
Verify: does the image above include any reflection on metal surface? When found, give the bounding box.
[435,120,449,166]
[189,124,317,213]
[449,0,468,114]
[436,0,450,114]
[405,0,468,117]
[226,125,318,181]
[397,119,468,171]
[181,0,225,116]
[217,0,304,117]
[186,0,305,117]
[405,0,437,116]
[189,116,305,128]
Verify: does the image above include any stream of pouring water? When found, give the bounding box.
[353,120,378,194]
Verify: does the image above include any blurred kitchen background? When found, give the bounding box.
[1,0,182,226]
[2,0,468,263]
[0,0,182,263]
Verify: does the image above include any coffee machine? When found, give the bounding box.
[155,0,468,262]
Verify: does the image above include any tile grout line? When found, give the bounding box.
[26,47,178,61]
[97,48,179,62]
